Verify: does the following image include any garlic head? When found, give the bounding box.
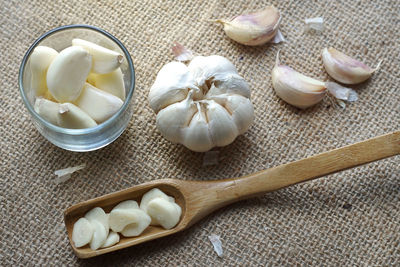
[149,55,254,152]
[322,48,380,84]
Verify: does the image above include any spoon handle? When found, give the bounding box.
[196,131,400,213]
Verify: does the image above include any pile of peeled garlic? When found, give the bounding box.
[148,54,254,152]
[72,188,182,250]
[31,39,125,129]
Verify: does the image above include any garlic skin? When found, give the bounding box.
[216,6,281,46]
[47,46,92,102]
[30,46,58,97]
[74,83,123,123]
[272,53,326,109]
[322,48,379,84]
[149,55,254,152]
[72,38,123,74]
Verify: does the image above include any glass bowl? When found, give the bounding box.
[19,25,135,152]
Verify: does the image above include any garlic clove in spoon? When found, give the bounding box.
[29,46,58,97]
[322,48,381,84]
[216,6,281,46]
[72,38,123,74]
[272,52,326,109]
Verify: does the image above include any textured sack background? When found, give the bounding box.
[1,0,399,266]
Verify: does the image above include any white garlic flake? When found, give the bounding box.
[304,17,324,32]
[149,55,254,152]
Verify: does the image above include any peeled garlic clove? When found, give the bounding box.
[272,52,326,109]
[30,46,58,97]
[58,103,97,129]
[322,48,380,84]
[109,209,150,233]
[140,188,176,225]
[87,68,125,100]
[90,220,107,250]
[216,6,281,46]
[84,207,109,236]
[149,61,198,113]
[72,38,123,74]
[72,217,93,248]
[120,210,151,237]
[74,83,123,123]
[47,46,92,102]
[210,94,254,135]
[34,98,60,126]
[101,231,120,248]
[206,100,238,147]
[182,103,214,152]
[147,198,182,230]
[156,92,197,143]
[113,200,139,210]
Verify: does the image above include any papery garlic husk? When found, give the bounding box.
[272,52,358,109]
[272,53,326,109]
[216,6,281,46]
[149,55,254,152]
[322,48,380,84]
[30,46,58,97]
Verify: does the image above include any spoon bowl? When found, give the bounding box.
[65,131,400,258]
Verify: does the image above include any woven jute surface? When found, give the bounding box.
[1,0,399,266]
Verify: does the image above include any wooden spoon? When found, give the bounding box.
[65,131,400,258]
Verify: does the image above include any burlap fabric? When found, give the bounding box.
[1,0,399,266]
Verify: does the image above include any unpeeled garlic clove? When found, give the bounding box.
[74,83,123,123]
[182,103,214,152]
[156,91,197,143]
[322,48,380,84]
[47,46,92,102]
[87,68,125,100]
[29,46,58,97]
[272,52,326,109]
[216,6,281,46]
[34,98,60,126]
[72,38,123,74]
[58,103,98,129]
[206,100,238,147]
[210,94,254,135]
[149,61,199,113]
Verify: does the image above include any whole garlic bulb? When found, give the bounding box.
[149,55,254,152]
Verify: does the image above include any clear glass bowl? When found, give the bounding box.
[19,25,135,152]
